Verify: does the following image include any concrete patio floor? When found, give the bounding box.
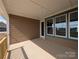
[8,38,78,59]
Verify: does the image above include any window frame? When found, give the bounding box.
[68,11,78,40]
[46,18,54,36]
[54,14,67,38]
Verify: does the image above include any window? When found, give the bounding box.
[41,22,44,36]
[46,19,54,35]
[55,14,67,37]
[0,16,7,32]
[69,11,78,39]
[46,8,78,40]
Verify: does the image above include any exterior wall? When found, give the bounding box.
[9,14,40,44]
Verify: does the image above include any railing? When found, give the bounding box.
[0,37,7,59]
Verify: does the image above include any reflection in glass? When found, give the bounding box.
[0,16,7,32]
[55,15,66,36]
[70,12,78,38]
[47,19,53,34]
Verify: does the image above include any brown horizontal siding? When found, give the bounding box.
[9,14,40,44]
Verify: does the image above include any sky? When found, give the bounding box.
[0,16,7,24]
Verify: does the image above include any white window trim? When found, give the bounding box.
[55,14,67,38]
[46,18,54,36]
[68,11,78,40]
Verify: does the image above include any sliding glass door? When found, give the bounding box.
[55,14,67,38]
[46,19,54,36]
[69,11,78,39]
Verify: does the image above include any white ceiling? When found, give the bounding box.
[3,0,78,20]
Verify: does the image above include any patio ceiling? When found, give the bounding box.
[3,0,78,20]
